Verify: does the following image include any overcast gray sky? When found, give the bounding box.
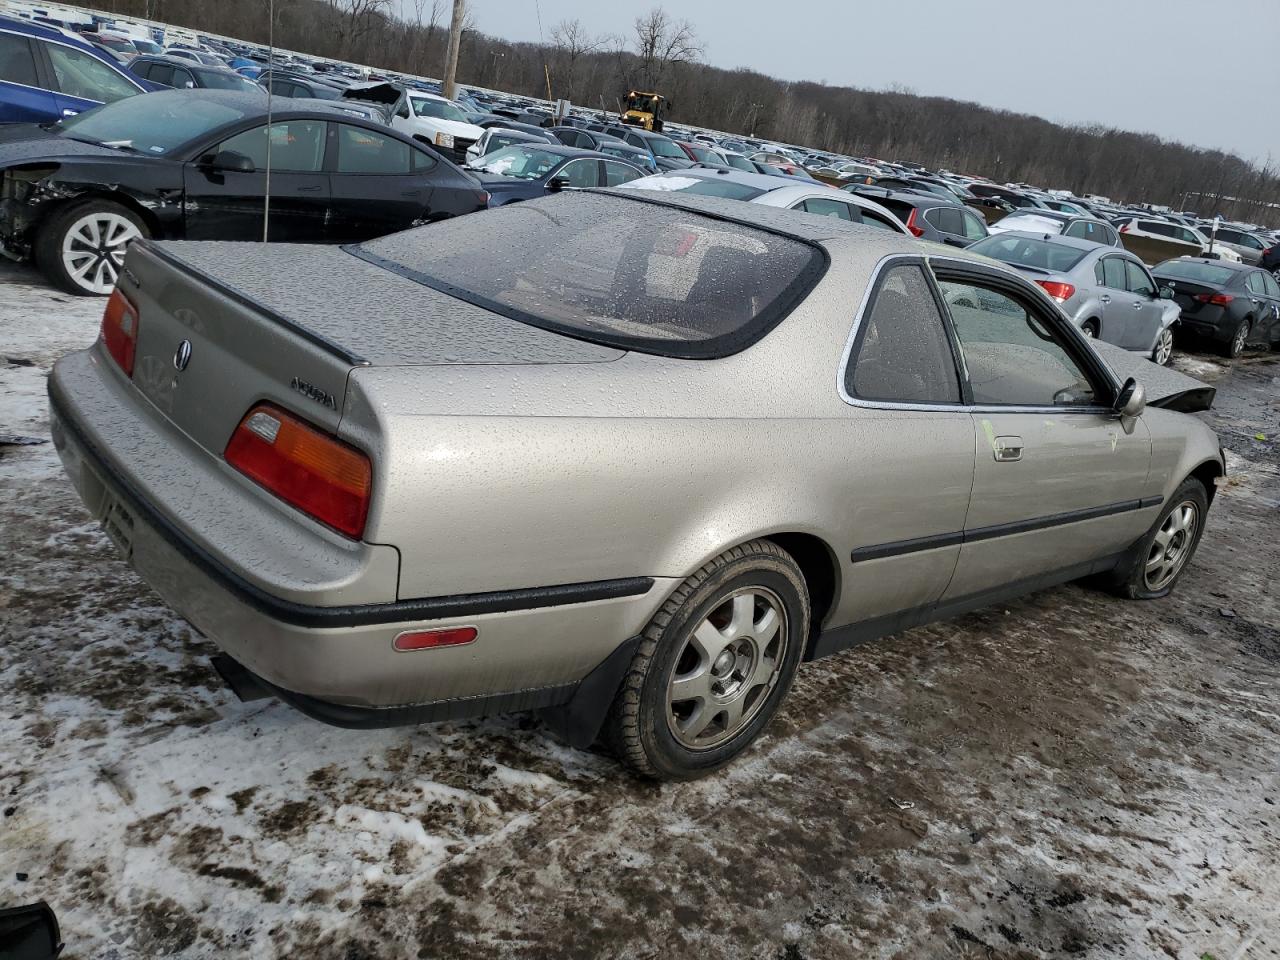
[409,0,1278,163]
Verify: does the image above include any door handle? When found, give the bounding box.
[296,184,323,193]
[1132,300,1144,309]
[61,108,79,117]
[993,436,1023,462]
[1100,295,1111,304]
[400,189,422,197]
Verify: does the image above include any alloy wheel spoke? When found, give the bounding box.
[669,667,713,706]
[677,701,715,740]
[67,256,96,281]
[754,606,780,645]
[728,592,756,638]
[720,695,745,734]
[748,650,779,690]
[691,620,731,662]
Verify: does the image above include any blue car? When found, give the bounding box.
[0,16,154,124]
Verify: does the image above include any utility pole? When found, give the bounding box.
[442,0,465,100]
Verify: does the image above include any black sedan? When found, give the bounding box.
[0,91,488,295]
[1153,258,1280,357]
[466,143,645,207]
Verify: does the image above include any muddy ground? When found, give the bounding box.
[1,260,1278,959]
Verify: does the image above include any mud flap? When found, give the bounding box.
[539,636,642,749]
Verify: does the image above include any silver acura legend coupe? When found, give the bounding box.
[49,190,1224,780]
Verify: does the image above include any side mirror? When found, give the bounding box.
[1115,377,1146,421]
[203,150,255,173]
[1158,286,1174,300]
[547,175,569,192]
[0,901,63,959]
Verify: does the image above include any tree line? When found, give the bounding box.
[91,0,1279,226]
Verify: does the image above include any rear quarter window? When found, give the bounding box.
[356,191,827,359]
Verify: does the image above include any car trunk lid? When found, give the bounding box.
[119,240,621,460]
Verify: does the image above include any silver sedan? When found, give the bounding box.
[48,191,1223,780]
[967,231,1182,365]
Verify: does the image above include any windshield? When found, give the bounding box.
[59,92,253,155]
[646,137,687,159]
[599,145,648,166]
[470,145,562,179]
[357,191,824,359]
[1153,260,1234,285]
[968,235,1088,272]
[132,39,162,53]
[411,97,467,122]
[686,146,716,163]
[196,70,263,93]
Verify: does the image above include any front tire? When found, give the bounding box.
[1151,326,1174,365]
[35,200,148,296]
[1107,477,1208,600]
[1081,319,1099,339]
[603,540,810,780]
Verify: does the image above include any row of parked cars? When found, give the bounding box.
[3,13,1279,358]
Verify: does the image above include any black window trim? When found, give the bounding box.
[838,253,1122,414]
[347,189,832,361]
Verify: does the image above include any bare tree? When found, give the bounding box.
[632,7,703,91]
[550,18,602,99]
[330,0,392,58]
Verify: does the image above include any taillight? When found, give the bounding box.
[1119,222,1129,234]
[1035,280,1076,302]
[101,289,139,376]
[1194,292,1234,306]
[225,404,372,539]
[475,189,490,206]
[904,208,925,238]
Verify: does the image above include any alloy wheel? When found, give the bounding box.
[1232,322,1249,357]
[1153,327,1173,365]
[666,587,789,749]
[1082,325,1097,338]
[1144,500,1199,591]
[61,212,140,295]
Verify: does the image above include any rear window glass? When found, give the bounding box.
[355,191,825,358]
[1153,260,1234,286]
[967,235,1088,273]
[621,175,766,201]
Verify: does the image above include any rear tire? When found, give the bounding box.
[35,199,148,296]
[1222,318,1249,358]
[603,540,809,780]
[1107,477,1208,600]
[1081,319,1099,338]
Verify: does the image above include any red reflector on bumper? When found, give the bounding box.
[393,627,478,651]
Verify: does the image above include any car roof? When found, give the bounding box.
[640,167,802,192]
[850,186,958,208]
[0,14,119,57]
[992,229,1119,253]
[1153,257,1250,274]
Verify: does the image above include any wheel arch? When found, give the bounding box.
[1188,457,1224,506]
[38,188,164,240]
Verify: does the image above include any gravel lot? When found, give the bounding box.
[1,259,1278,959]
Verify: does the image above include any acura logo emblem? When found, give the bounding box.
[173,339,192,372]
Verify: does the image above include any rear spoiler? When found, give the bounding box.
[1089,339,1215,412]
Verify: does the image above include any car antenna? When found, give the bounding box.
[262,0,274,243]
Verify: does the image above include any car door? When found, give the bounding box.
[602,159,642,187]
[0,30,57,123]
[182,118,330,242]
[833,259,976,630]
[925,206,968,246]
[1243,272,1279,344]
[1257,272,1280,345]
[39,38,141,118]
[555,157,601,190]
[1122,259,1164,350]
[1097,254,1135,342]
[933,264,1153,602]
[328,122,430,242]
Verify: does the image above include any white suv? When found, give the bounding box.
[1117,217,1242,263]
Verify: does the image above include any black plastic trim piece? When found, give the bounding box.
[810,549,1128,660]
[136,241,371,367]
[539,636,642,748]
[850,497,1162,562]
[50,388,654,629]
[237,656,577,729]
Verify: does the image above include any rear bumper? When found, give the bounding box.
[48,356,669,717]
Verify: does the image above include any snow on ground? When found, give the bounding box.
[2,259,1279,958]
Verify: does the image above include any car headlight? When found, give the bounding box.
[434,132,454,148]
